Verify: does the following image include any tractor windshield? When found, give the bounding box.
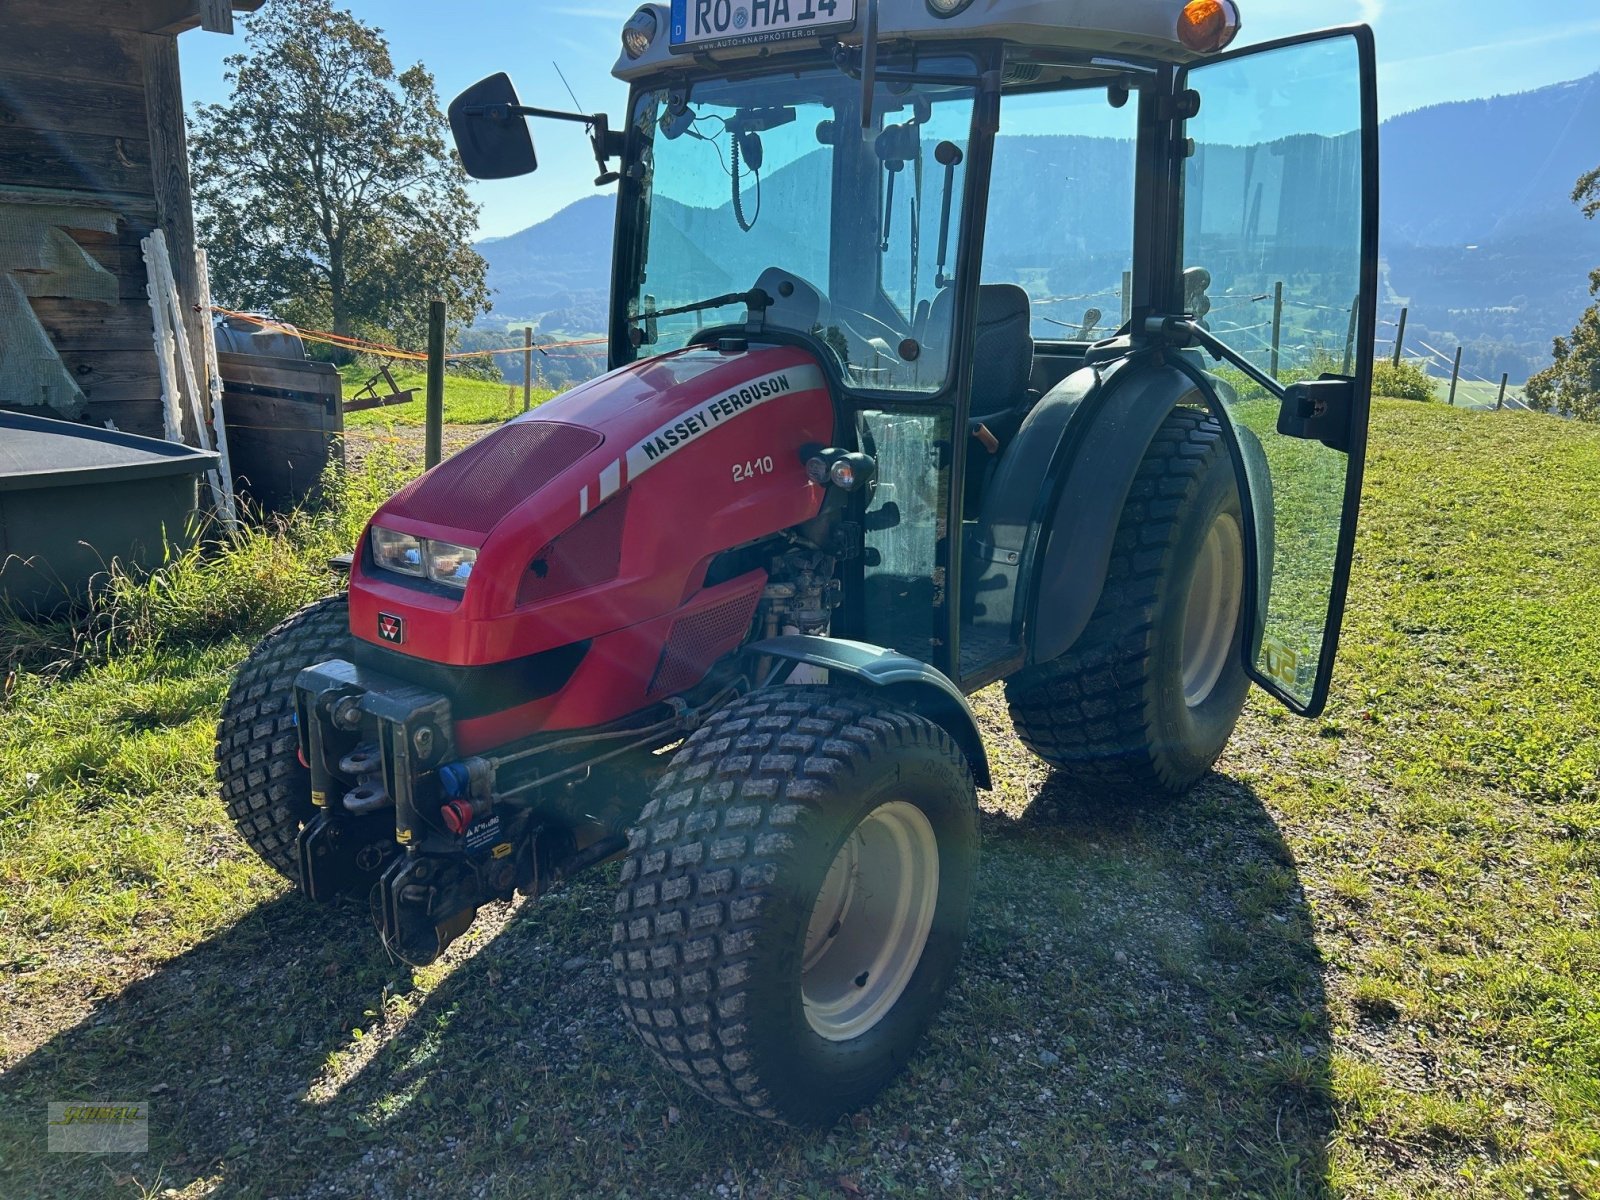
[619,59,979,394]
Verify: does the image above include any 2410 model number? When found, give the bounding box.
[732,456,775,483]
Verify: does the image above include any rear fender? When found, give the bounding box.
[1024,361,1214,665]
[748,635,992,790]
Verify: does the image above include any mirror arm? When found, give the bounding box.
[464,103,623,186]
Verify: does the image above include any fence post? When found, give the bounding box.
[523,326,533,413]
[425,298,445,468]
[1497,373,1508,411]
[1447,345,1462,406]
[1343,298,1359,375]
[1392,307,1407,367]
[1269,280,1283,379]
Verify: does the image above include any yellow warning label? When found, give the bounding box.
[396,828,413,844]
[311,790,327,808]
[492,842,514,859]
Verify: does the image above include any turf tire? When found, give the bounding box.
[1005,407,1255,794]
[215,595,350,878]
[612,686,979,1125]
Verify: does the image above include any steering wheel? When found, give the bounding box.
[832,306,913,384]
[835,306,906,348]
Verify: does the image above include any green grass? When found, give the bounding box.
[337,365,558,428]
[1,400,1597,1198]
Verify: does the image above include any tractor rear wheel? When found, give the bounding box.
[215,595,350,878]
[1006,407,1258,795]
[612,687,979,1125]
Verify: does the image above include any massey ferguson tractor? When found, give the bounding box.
[216,0,1378,1124]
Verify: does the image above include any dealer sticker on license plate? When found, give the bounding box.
[669,0,856,52]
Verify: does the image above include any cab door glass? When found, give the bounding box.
[1184,32,1375,712]
[983,85,1137,342]
[859,408,949,666]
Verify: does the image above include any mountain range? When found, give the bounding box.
[470,71,1600,386]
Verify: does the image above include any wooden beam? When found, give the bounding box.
[144,0,264,35]
[199,0,233,34]
[141,31,205,444]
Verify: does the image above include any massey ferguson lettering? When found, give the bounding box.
[640,375,792,462]
[611,362,826,505]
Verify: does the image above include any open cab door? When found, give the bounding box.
[1180,28,1379,716]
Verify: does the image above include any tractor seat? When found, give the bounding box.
[969,283,1034,428]
[959,283,1035,512]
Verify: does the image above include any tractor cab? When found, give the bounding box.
[452,0,1377,717]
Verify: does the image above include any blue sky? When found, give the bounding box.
[178,1,1600,239]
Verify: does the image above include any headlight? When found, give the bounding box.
[425,540,478,587]
[370,527,478,589]
[925,0,975,17]
[622,7,657,58]
[371,526,424,577]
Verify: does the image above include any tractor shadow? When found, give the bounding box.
[1,770,1333,1199]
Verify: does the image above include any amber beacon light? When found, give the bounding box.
[1176,0,1242,54]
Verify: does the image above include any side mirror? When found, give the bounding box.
[448,73,537,180]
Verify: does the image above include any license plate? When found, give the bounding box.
[669,0,856,52]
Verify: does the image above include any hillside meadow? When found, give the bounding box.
[0,399,1595,1198]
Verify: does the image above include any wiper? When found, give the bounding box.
[626,288,771,324]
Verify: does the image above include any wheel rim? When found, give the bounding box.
[801,800,940,1042]
[1180,510,1245,708]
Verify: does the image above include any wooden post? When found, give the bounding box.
[523,326,533,413]
[195,248,238,529]
[1448,346,1463,406]
[1497,373,1508,411]
[1269,280,1284,379]
[142,33,205,447]
[142,230,227,515]
[425,300,445,468]
[1121,270,1132,326]
[1343,298,1359,375]
[1392,307,1408,367]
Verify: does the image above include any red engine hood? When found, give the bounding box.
[348,343,834,666]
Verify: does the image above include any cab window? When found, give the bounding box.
[983,85,1138,342]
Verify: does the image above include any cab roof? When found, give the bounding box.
[613,0,1205,83]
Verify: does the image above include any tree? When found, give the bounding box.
[189,0,489,356]
[1526,166,1600,421]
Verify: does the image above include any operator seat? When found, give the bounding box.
[926,282,1036,512]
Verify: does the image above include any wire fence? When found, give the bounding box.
[1026,282,1539,413]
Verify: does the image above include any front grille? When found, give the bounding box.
[384,422,601,535]
[648,578,765,697]
[351,639,590,720]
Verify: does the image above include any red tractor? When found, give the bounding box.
[217,0,1378,1124]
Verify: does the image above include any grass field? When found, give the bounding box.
[1,400,1597,1198]
[337,365,557,428]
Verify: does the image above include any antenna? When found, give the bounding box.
[553,61,585,115]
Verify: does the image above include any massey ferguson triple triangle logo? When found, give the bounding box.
[377,612,405,644]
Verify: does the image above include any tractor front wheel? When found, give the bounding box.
[215,595,350,878]
[612,687,979,1125]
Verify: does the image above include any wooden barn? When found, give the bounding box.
[0,0,263,441]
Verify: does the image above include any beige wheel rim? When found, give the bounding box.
[801,800,940,1042]
[1180,510,1245,708]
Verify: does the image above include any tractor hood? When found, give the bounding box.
[368,344,826,546]
[348,343,834,667]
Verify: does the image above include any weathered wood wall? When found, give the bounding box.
[0,1,246,439]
